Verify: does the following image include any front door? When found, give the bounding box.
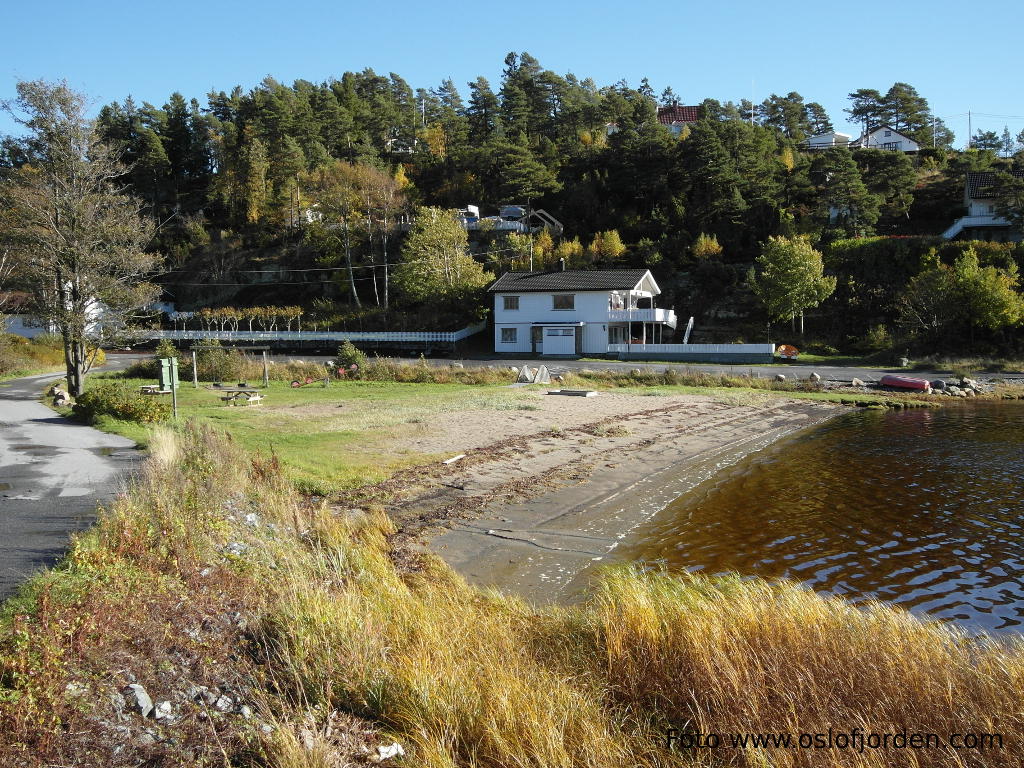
[542,327,575,355]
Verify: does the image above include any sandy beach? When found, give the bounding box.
[376,390,839,602]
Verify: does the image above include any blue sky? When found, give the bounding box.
[3,0,1023,145]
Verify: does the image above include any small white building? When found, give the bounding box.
[849,125,920,153]
[802,131,851,150]
[942,170,1024,241]
[489,267,677,356]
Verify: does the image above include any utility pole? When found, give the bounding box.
[527,197,534,271]
[968,110,972,149]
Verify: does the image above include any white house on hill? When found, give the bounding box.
[489,267,677,356]
[801,131,851,150]
[849,125,920,153]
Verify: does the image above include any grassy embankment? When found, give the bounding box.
[0,334,67,382]
[2,423,1023,767]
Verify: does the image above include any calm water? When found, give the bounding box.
[619,402,1024,635]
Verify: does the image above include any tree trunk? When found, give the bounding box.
[343,220,361,308]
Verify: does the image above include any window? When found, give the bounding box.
[502,295,520,311]
[552,294,575,310]
[500,327,517,343]
[546,328,573,336]
[884,130,891,137]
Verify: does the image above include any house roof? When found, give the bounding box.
[488,269,653,294]
[966,170,1024,200]
[657,105,700,125]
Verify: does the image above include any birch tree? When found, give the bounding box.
[393,207,492,304]
[0,80,159,396]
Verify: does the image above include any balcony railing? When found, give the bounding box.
[607,308,678,328]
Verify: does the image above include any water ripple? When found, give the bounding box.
[620,402,1024,636]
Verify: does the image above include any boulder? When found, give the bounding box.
[965,388,975,397]
[154,701,173,720]
[450,361,464,369]
[774,374,786,382]
[851,378,865,387]
[124,684,154,718]
[516,365,533,384]
[373,743,406,762]
[631,368,643,376]
[898,357,910,368]
[930,379,947,391]
[809,372,821,383]
[533,365,551,384]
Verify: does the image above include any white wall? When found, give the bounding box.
[494,290,615,326]
[582,323,607,354]
[4,315,50,339]
[493,323,532,353]
[969,199,997,217]
[865,128,920,152]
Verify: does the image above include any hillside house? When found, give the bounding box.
[942,170,1024,241]
[849,125,920,153]
[489,267,677,356]
[801,131,852,150]
[657,104,701,136]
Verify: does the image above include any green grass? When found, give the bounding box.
[88,374,541,492]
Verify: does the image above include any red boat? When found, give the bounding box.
[879,374,931,392]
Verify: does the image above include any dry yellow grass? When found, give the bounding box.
[3,425,1024,767]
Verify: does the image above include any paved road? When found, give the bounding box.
[0,370,138,601]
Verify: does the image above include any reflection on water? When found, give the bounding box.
[619,402,1024,635]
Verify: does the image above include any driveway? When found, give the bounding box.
[0,370,138,601]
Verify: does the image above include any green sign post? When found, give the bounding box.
[158,357,179,419]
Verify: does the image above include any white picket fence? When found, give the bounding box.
[145,322,486,344]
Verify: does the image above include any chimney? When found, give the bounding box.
[558,258,565,272]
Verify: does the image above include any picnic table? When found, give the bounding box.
[208,386,266,406]
[139,384,172,395]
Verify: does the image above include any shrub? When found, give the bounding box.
[854,324,894,353]
[333,341,368,379]
[154,338,179,360]
[73,381,170,424]
[802,342,840,355]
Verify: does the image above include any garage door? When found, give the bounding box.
[542,327,575,355]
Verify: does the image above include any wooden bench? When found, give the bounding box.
[139,384,160,394]
[245,394,264,406]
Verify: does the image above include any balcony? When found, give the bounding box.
[607,308,677,328]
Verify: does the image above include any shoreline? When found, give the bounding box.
[384,392,840,603]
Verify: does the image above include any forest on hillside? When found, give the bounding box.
[3,52,1023,353]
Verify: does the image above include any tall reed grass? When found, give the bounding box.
[3,425,1023,767]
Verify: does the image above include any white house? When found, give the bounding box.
[802,131,851,150]
[849,125,920,153]
[942,170,1024,241]
[489,267,677,356]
